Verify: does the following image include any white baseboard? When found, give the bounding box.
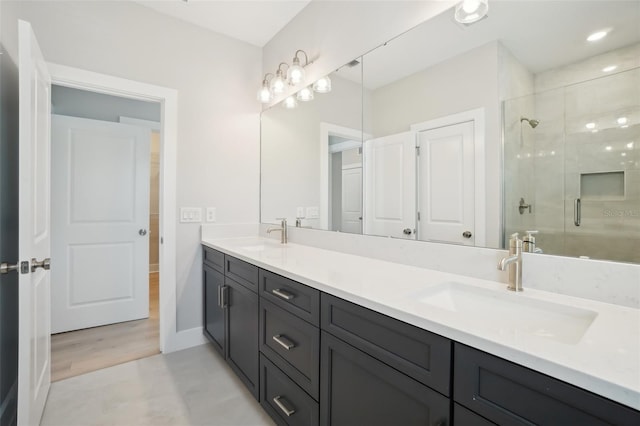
[164,326,208,353]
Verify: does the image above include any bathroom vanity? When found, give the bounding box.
[201,237,640,425]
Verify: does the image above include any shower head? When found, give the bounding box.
[520,117,540,128]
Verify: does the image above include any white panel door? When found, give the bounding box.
[51,115,150,333]
[341,165,362,234]
[17,20,51,426]
[417,121,475,245]
[363,132,416,239]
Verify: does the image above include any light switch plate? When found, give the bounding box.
[180,207,202,223]
[306,206,319,219]
[206,207,216,222]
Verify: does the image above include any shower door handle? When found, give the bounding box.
[574,198,581,226]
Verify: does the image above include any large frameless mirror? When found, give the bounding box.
[260,0,640,264]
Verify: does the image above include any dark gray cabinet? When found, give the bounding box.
[260,354,319,426]
[202,245,640,424]
[202,247,259,400]
[203,264,226,356]
[320,331,450,426]
[322,293,452,396]
[454,343,640,425]
[226,277,259,399]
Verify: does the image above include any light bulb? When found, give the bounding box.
[283,96,297,109]
[587,30,608,42]
[270,74,285,94]
[313,76,332,93]
[257,86,272,103]
[297,86,314,102]
[288,64,305,86]
[463,0,480,13]
[454,0,488,24]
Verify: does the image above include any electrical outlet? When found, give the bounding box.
[206,207,216,222]
[180,207,202,223]
[306,206,319,219]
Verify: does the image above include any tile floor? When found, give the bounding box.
[41,344,274,426]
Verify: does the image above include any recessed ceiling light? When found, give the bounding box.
[621,152,627,157]
[605,146,612,151]
[602,65,618,73]
[585,122,596,129]
[627,142,634,148]
[587,30,608,42]
[617,117,628,125]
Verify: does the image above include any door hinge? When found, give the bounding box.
[415,145,420,156]
[417,211,421,221]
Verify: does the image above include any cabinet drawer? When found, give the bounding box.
[203,246,224,274]
[320,331,450,426]
[321,293,451,395]
[453,403,495,426]
[260,354,319,426]
[260,298,320,400]
[454,343,640,425]
[260,270,320,326]
[225,255,259,292]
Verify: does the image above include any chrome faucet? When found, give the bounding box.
[267,218,288,244]
[498,233,523,291]
[523,230,543,253]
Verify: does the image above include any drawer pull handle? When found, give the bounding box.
[272,334,295,350]
[272,288,294,300]
[273,396,296,417]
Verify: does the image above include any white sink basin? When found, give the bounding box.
[411,282,598,344]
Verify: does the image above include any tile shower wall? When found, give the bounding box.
[504,45,640,263]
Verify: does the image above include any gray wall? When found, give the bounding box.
[52,85,160,123]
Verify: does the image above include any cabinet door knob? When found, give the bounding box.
[273,396,296,417]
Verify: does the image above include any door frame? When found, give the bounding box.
[410,108,486,247]
[48,63,178,353]
[319,122,367,230]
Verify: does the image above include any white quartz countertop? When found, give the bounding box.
[201,236,640,410]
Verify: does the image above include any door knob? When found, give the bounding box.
[1,261,29,275]
[139,229,147,236]
[403,228,413,235]
[462,231,472,239]
[31,258,51,272]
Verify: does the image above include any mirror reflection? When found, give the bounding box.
[260,0,640,264]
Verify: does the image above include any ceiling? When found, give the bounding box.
[134,0,312,47]
[335,1,640,90]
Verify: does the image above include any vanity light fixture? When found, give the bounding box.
[587,30,608,42]
[313,75,332,93]
[257,73,274,104]
[296,86,314,102]
[270,63,289,95]
[454,0,489,24]
[283,95,298,109]
[287,50,309,86]
[602,65,617,73]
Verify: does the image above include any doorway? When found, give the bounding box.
[49,86,161,381]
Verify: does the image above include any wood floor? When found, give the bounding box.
[51,272,160,382]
